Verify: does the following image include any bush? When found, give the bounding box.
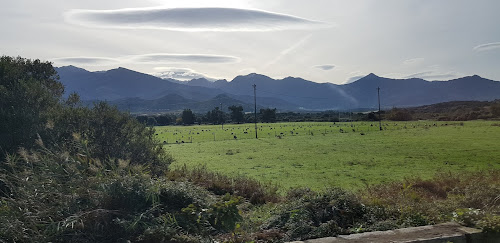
[50,102,172,176]
[264,188,369,241]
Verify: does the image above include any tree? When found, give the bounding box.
[181,109,195,125]
[156,114,173,126]
[0,56,63,155]
[206,107,224,124]
[228,105,244,124]
[260,108,277,123]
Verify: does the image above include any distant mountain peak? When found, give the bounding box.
[366,73,379,78]
[56,65,89,73]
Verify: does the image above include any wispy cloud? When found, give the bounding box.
[153,67,217,81]
[404,71,460,80]
[65,7,328,32]
[51,57,120,66]
[129,53,240,64]
[264,34,312,68]
[403,57,424,65]
[314,64,335,71]
[343,75,364,84]
[473,42,500,52]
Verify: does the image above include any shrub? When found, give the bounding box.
[263,188,369,241]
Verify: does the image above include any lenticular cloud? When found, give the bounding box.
[129,54,240,64]
[52,57,120,65]
[65,7,326,31]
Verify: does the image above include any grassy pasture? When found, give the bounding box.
[157,121,500,191]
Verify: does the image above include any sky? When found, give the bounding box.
[1,0,500,84]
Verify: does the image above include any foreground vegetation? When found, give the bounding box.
[1,56,499,242]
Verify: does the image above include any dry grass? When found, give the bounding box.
[167,165,281,204]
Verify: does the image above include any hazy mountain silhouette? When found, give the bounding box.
[56,66,224,101]
[56,66,500,113]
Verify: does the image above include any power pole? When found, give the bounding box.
[377,87,382,131]
[220,103,223,130]
[253,84,258,139]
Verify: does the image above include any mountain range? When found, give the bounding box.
[56,66,500,113]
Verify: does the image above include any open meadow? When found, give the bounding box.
[157,121,500,191]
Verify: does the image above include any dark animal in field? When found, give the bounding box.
[234,136,237,139]
[181,141,185,143]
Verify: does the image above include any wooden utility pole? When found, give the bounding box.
[377,87,382,131]
[253,84,258,139]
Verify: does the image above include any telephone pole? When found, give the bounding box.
[253,84,258,139]
[377,87,382,131]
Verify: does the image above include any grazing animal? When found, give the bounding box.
[234,136,237,139]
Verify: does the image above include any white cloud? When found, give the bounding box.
[152,67,217,81]
[51,57,120,66]
[65,7,328,32]
[128,53,240,64]
[314,64,335,71]
[473,42,500,52]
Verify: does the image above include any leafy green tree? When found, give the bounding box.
[228,105,244,124]
[182,109,195,125]
[0,56,63,155]
[206,107,224,124]
[260,108,277,123]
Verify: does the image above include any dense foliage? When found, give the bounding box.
[0,56,63,155]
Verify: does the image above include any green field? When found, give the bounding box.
[157,121,500,191]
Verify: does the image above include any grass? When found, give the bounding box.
[158,121,500,192]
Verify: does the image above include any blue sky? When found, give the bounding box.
[1,0,499,83]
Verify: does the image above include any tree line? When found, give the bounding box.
[136,107,278,126]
